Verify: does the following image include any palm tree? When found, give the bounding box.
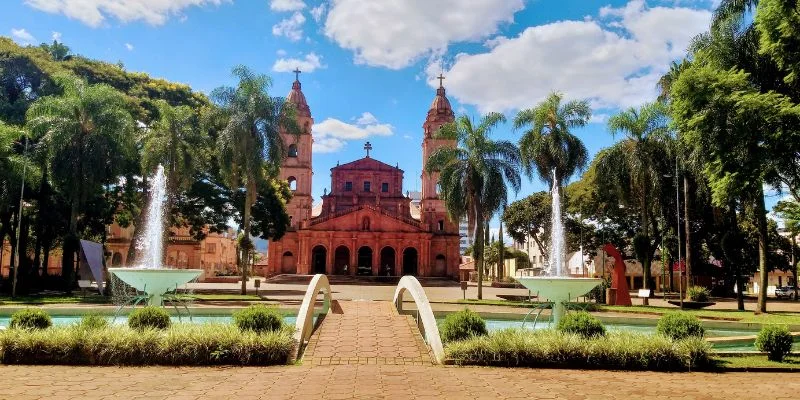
[426,113,522,299]
[514,92,590,190]
[596,102,672,300]
[141,100,209,260]
[26,73,134,291]
[212,66,299,294]
[712,0,758,30]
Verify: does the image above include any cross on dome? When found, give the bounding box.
[293,68,301,81]
[437,74,445,88]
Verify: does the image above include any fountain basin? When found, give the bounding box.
[109,268,202,306]
[516,277,602,324]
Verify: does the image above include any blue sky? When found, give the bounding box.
[8,0,780,235]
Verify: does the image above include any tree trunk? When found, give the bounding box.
[33,163,48,283]
[641,192,651,305]
[755,189,769,313]
[42,241,51,280]
[63,200,80,294]
[498,211,505,281]
[475,205,485,300]
[240,181,255,295]
[683,175,693,287]
[792,235,797,301]
[126,175,149,264]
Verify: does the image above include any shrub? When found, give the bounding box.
[77,314,109,330]
[233,305,283,333]
[687,286,710,302]
[9,308,52,330]
[444,329,711,371]
[128,306,171,330]
[0,324,295,366]
[439,309,488,343]
[755,325,794,362]
[656,312,705,340]
[557,311,606,338]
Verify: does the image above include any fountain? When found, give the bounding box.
[516,170,601,325]
[108,165,202,306]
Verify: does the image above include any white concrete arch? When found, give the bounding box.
[393,275,444,364]
[294,274,332,358]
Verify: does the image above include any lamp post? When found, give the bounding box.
[12,135,29,299]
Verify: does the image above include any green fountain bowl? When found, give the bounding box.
[515,277,602,303]
[109,268,202,305]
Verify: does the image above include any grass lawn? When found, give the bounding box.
[713,355,800,370]
[451,299,800,325]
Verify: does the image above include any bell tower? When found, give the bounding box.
[279,69,313,229]
[421,75,457,233]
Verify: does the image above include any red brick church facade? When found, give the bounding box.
[266,75,461,278]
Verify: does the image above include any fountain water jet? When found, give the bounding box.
[109,165,201,306]
[516,170,601,325]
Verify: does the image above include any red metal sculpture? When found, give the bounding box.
[602,243,632,306]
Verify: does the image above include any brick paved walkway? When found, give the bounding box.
[0,364,795,400]
[302,300,432,365]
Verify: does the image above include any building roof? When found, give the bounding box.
[332,156,403,172]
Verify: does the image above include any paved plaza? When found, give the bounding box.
[0,364,794,400]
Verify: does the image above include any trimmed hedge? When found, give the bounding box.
[233,305,283,333]
[0,324,295,366]
[128,306,171,330]
[687,286,710,302]
[755,325,794,362]
[77,314,109,331]
[439,309,488,343]
[9,309,52,330]
[656,312,705,340]
[557,312,606,338]
[445,329,711,371]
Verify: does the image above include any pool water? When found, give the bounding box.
[0,315,298,328]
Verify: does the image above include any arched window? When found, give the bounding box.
[288,144,298,157]
[288,176,297,191]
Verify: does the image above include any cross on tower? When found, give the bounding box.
[364,141,373,158]
[437,74,445,88]
[293,68,301,81]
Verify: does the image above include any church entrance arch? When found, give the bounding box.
[334,246,350,275]
[357,246,373,276]
[380,247,396,276]
[402,247,418,276]
[434,254,446,277]
[281,251,296,274]
[311,245,327,274]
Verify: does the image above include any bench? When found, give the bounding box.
[637,289,652,305]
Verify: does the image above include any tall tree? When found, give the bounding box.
[595,102,672,300]
[26,73,134,292]
[426,113,521,299]
[775,200,800,299]
[212,65,298,294]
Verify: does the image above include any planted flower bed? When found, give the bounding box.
[0,307,295,366]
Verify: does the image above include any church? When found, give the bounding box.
[266,73,462,278]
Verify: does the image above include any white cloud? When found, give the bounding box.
[24,0,228,27]
[323,0,524,69]
[11,28,36,44]
[272,11,305,41]
[270,0,305,11]
[310,3,325,22]
[51,31,61,41]
[272,52,325,73]
[312,112,394,153]
[124,42,134,51]
[589,113,609,124]
[276,49,287,56]
[438,0,711,112]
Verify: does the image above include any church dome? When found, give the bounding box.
[429,85,452,114]
[287,79,311,117]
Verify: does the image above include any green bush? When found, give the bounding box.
[439,309,488,343]
[128,306,171,330]
[755,325,794,362]
[557,311,606,338]
[0,324,295,366]
[233,305,284,333]
[444,329,711,370]
[77,314,109,330]
[9,309,52,330]
[687,286,710,302]
[656,312,705,340]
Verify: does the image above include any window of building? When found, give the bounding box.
[344,181,352,191]
[287,144,298,157]
[364,181,371,192]
[438,220,444,231]
[206,243,216,254]
[381,182,389,192]
[287,176,297,191]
